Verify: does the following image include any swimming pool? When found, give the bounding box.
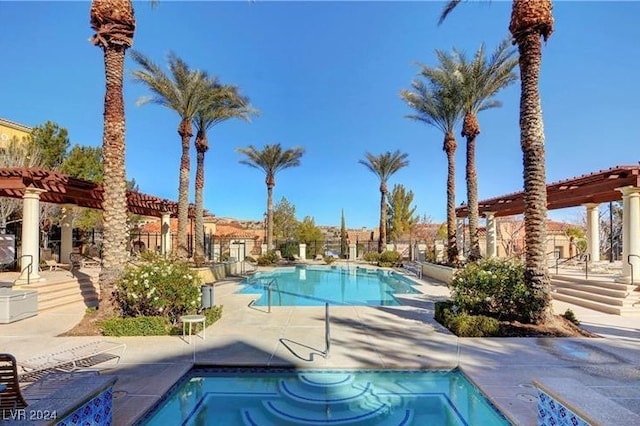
[237,266,420,307]
[139,368,511,425]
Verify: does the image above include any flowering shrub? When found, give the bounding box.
[113,255,202,324]
[450,258,542,323]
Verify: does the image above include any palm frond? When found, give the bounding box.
[438,0,462,25]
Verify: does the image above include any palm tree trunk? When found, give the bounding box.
[444,132,458,265]
[379,185,387,253]
[266,183,274,251]
[517,31,552,324]
[465,134,481,261]
[99,44,129,314]
[176,118,192,260]
[194,140,205,266]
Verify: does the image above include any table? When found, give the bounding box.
[181,314,206,343]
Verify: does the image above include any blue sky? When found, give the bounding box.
[1,1,638,228]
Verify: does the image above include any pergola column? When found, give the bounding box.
[60,204,74,265]
[16,186,46,283]
[584,203,600,262]
[160,212,172,256]
[617,186,640,283]
[485,212,497,258]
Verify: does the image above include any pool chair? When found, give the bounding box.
[0,353,28,413]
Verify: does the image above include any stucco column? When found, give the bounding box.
[584,203,600,262]
[17,187,46,283]
[485,212,497,258]
[60,204,74,265]
[299,243,306,260]
[160,212,172,256]
[349,243,357,260]
[617,186,640,283]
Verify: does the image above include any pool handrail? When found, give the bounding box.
[324,302,331,359]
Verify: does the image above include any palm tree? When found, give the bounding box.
[440,0,554,323]
[131,51,211,260]
[237,144,305,252]
[401,60,464,265]
[358,151,409,253]
[192,82,257,265]
[444,40,519,261]
[90,0,136,314]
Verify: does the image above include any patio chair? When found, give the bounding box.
[18,341,126,382]
[44,259,69,271]
[0,353,28,412]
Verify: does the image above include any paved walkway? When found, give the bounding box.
[1,270,639,425]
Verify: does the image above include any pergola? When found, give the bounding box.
[455,165,640,283]
[0,167,195,283]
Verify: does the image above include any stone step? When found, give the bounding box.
[552,282,629,300]
[554,288,630,306]
[551,276,632,292]
[552,293,640,316]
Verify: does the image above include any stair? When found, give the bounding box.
[23,273,100,312]
[551,275,640,316]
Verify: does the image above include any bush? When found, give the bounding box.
[561,308,580,325]
[363,252,380,264]
[434,301,500,337]
[379,250,402,267]
[245,256,256,263]
[102,316,172,336]
[257,251,279,265]
[450,258,543,323]
[324,255,336,264]
[113,254,203,324]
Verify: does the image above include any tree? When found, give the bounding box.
[0,138,43,232]
[601,202,622,261]
[273,197,298,242]
[60,145,103,182]
[359,151,409,253]
[440,0,555,323]
[442,41,519,261]
[131,50,212,259]
[90,0,136,314]
[28,121,70,170]
[295,216,324,258]
[340,209,347,258]
[192,81,256,265]
[236,144,305,251]
[387,184,418,244]
[401,62,463,264]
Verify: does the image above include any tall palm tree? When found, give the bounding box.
[358,151,409,253]
[440,0,554,323]
[237,144,305,252]
[131,51,211,260]
[443,40,519,261]
[192,82,257,265]
[401,60,464,265]
[90,0,136,314]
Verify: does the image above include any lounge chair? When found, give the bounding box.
[0,353,28,413]
[18,341,126,382]
[44,259,69,271]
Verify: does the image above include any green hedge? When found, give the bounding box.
[434,301,500,337]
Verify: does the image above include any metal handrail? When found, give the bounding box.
[324,302,331,359]
[584,253,590,280]
[265,278,281,313]
[628,254,640,286]
[18,255,33,285]
[554,252,588,275]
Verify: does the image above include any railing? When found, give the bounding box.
[629,254,640,286]
[324,302,331,359]
[554,252,588,275]
[265,278,281,313]
[17,255,33,285]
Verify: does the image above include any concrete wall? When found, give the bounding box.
[421,262,456,284]
[193,262,238,284]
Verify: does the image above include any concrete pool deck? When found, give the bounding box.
[1,271,639,425]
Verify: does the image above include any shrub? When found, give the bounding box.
[257,251,279,265]
[434,301,500,337]
[245,256,256,263]
[102,316,172,336]
[561,308,580,325]
[379,250,402,267]
[450,258,542,323]
[363,252,380,264]
[324,255,336,264]
[113,254,202,324]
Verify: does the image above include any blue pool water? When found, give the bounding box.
[139,368,511,425]
[236,266,420,307]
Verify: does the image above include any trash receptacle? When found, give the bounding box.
[201,285,214,309]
